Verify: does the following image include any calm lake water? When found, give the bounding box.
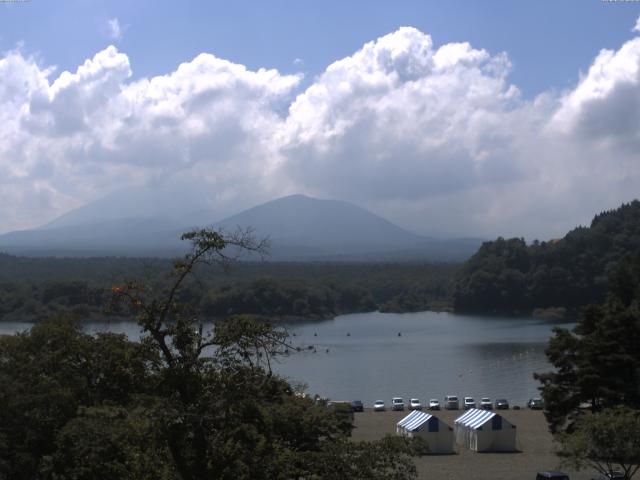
[0,311,568,406]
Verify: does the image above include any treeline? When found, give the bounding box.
[453,200,640,315]
[0,256,457,322]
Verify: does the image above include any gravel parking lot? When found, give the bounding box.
[352,409,594,480]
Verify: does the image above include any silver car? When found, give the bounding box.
[392,397,405,411]
[444,395,459,410]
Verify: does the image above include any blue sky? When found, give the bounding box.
[2,0,639,97]
[1,1,640,238]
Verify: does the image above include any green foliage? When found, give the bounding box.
[453,201,640,314]
[0,254,456,323]
[535,254,640,433]
[558,407,640,480]
[0,228,419,480]
[305,435,419,480]
[44,406,174,480]
[0,317,155,479]
[202,277,378,319]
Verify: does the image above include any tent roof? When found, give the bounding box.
[397,411,433,432]
[455,408,498,430]
[455,408,483,424]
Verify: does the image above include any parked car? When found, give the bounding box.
[536,472,570,480]
[480,397,493,410]
[463,397,476,409]
[351,400,364,412]
[495,398,509,410]
[429,399,440,410]
[373,400,385,412]
[409,398,422,410]
[392,397,405,411]
[528,397,544,410]
[444,395,459,410]
[513,405,521,410]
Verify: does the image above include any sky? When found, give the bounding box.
[1,0,640,239]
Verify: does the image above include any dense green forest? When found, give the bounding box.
[0,254,456,323]
[453,201,640,315]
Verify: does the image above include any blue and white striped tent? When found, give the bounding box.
[396,410,432,433]
[396,411,454,454]
[454,408,516,452]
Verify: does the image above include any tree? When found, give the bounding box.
[307,435,420,480]
[44,405,174,480]
[0,317,156,480]
[110,228,419,480]
[558,407,640,480]
[535,255,640,433]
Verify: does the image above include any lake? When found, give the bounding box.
[0,311,567,406]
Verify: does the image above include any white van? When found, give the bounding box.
[444,395,459,410]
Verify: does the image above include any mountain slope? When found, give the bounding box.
[216,194,424,251]
[0,217,185,256]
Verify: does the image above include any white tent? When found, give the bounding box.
[396,410,454,454]
[454,408,517,452]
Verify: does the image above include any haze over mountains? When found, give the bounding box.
[0,194,482,261]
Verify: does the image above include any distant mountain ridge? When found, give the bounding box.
[0,194,481,261]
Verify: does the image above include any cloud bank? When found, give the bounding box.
[1,23,640,238]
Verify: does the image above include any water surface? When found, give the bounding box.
[274,311,564,406]
[0,311,567,406]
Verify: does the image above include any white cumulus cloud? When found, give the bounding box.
[1,26,640,239]
[280,27,522,205]
[0,46,301,231]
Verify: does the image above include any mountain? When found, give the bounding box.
[0,217,185,257]
[217,194,418,252]
[40,183,219,231]
[452,200,640,316]
[215,195,480,260]
[0,194,481,260]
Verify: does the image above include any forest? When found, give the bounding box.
[452,201,640,316]
[0,254,456,323]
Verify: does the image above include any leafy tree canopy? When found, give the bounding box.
[558,407,640,480]
[535,253,640,433]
